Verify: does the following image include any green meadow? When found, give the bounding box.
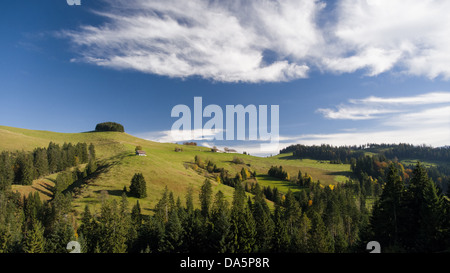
[0,125,353,217]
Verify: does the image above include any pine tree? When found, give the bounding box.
[97,199,129,253]
[33,148,49,178]
[129,173,147,198]
[252,184,273,252]
[309,212,334,253]
[270,205,289,252]
[370,164,405,250]
[199,179,213,218]
[405,163,445,252]
[0,152,14,191]
[208,191,230,253]
[228,183,256,253]
[416,177,442,252]
[161,210,183,252]
[47,142,61,173]
[23,219,45,253]
[79,205,99,253]
[16,153,35,185]
[0,191,24,253]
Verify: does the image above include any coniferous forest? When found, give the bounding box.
[0,141,449,253]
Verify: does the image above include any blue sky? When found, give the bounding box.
[1,0,450,156]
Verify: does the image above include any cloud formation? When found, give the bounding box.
[317,92,450,120]
[63,0,321,82]
[63,0,450,82]
[325,0,450,78]
[307,92,450,147]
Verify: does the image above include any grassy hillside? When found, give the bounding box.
[0,125,352,218]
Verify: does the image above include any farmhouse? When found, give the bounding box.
[136,150,147,156]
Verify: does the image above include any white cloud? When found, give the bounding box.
[317,92,450,120]
[279,126,450,148]
[62,0,320,83]
[326,0,450,78]
[62,0,450,81]
[305,92,450,147]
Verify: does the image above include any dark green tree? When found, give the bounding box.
[15,153,35,185]
[47,142,61,173]
[270,204,289,252]
[252,183,273,252]
[0,152,14,191]
[129,173,147,198]
[161,209,184,252]
[208,191,230,253]
[199,179,213,218]
[228,183,256,253]
[309,212,334,253]
[370,164,405,250]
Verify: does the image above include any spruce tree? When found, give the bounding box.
[199,179,213,218]
[209,191,230,253]
[23,219,45,253]
[129,173,147,198]
[370,164,405,250]
[270,204,289,252]
[228,183,256,253]
[310,212,334,253]
[33,148,49,177]
[0,152,14,191]
[161,210,183,252]
[16,153,35,185]
[407,163,444,252]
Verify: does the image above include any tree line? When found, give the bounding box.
[0,142,96,190]
[350,155,450,196]
[281,143,450,165]
[280,143,450,195]
[77,176,371,253]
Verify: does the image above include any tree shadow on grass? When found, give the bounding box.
[326,171,353,177]
[277,155,300,161]
[32,183,54,199]
[92,189,126,197]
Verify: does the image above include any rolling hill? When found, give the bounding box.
[0,125,352,217]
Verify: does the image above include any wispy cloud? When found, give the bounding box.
[324,0,450,79]
[306,92,450,147]
[317,92,450,120]
[62,0,320,83]
[61,0,450,82]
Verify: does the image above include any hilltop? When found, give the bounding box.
[0,125,351,216]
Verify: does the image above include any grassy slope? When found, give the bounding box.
[0,125,352,217]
